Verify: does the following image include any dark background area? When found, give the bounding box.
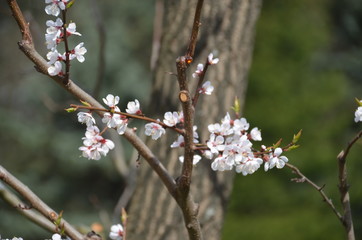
[0,0,361,239]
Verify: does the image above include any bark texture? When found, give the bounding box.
[127,0,262,239]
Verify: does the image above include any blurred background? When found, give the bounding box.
[0,0,361,239]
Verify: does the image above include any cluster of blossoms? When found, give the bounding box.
[354,99,362,123]
[77,95,142,160]
[44,0,87,76]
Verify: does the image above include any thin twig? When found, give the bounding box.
[62,9,70,84]
[70,104,185,135]
[0,165,84,240]
[286,163,344,223]
[186,0,204,59]
[336,130,361,240]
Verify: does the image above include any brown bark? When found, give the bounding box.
[127,0,262,239]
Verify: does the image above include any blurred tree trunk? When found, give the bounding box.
[127,0,262,239]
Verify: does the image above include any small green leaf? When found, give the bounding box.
[272,139,282,148]
[66,0,76,8]
[65,107,76,113]
[292,129,303,144]
[231,97,241,115]
[356,98,362,106]
[80,99,91,107]
[286,144,300,151]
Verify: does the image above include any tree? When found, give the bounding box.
[127,0,262,239]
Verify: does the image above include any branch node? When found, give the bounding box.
[179,90,189,103]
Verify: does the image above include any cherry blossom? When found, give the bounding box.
[103,94,120,108]
[46,18,63,35]
[199,81,214,95]
[46,48,64,64]
[354,106,362,123]
[250,127,262,141]
[109,224,124,240]
[211,156,233,171]
[236,157,263,176]
[171,135,184,148]
[48,61,63,76]
[116,119,128,135]
[126,99,141,115]
[66,22,81,36]
[163,111,180,127]
[70,42,87,62]
[264,148,288,171]
[145,122,166,140]
[45,0,68,16]
[207,134,225,154]
[52,233,62,240]
[79,126,114,160]
[207,53,219,65]
[192,63,204,78]
[77,112,95,127]
[102,112,122,129]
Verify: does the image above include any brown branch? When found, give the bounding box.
[336,130,361,240]
[176,58,195,191]
[185,0,204,59]
[0,183,55,232]
[286,163,344,223]
[62,9,70,84]
[70,104,185,135]
[0,165,84,240]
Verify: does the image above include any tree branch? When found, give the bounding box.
[186,0,204,59]
[286,163,344,223]
[336,130,361,240]
[0,165,84,240]
[0,182,55,232]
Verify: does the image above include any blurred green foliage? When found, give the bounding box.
[223,0,362,239]
[0,0,361,239]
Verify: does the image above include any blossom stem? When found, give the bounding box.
[286,163,344,224]
[192,59,209,107]
[70,104,185,135]
[62,9,70,84]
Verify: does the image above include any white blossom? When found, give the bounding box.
[236,158,263,176]
[264,148,288,171]
[145,122,165,140]
[103,94,120,108]
[199,81,214,95]
[163,111,180,127]
[211,156,233,171]
[52,233,62,240]
[77,112,95,127]
[192,63,204,78]
[70,42,87,62]
[207,53,219,65]
[126,99,141,115]
[250,127,262,141]
[171,135,184,148]
[354,106,362,123]
[109,224,124,240]
[66,22,81,36]
[48,61,63,76]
